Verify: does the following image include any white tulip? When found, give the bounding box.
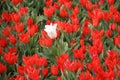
[44,23,57,39]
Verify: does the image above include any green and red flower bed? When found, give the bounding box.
[0,0,120,80]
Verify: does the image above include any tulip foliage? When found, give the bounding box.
[0,0,120,80]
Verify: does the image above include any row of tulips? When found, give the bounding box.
[0,0,120,80]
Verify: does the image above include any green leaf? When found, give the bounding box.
[36,15,47,23]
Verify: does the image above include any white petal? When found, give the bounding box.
[44,23,58,39]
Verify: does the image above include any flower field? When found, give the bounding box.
[0,0,120,80]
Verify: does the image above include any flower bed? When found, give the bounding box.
[0,0,120,80]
